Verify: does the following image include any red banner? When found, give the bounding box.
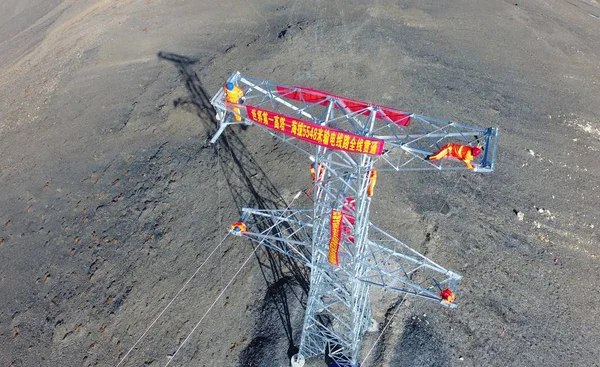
[245,106,385,156]
[276,86,411,126]
[328,210,343,266]
[342,197,355,244]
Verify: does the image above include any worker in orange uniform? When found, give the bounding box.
[224,82,245,121]
[230,221,247,234]
[440,288,456,303]
[425,143,482,170]
[367,169,377,197]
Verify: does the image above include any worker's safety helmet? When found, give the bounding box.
[473,147,482,157]
[226,82,234,91]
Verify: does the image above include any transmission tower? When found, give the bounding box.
[209,72,498,367]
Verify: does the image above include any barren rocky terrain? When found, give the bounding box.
[1,0,599,366]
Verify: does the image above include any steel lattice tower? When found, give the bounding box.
[210,72,498,367]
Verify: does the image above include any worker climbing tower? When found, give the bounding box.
[210,72,498,367]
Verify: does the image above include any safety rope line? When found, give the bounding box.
[163,244,259,367]
[216,141,225,339]
[163,190,303,366]
[360,294,408,366]
[115,231,230,367]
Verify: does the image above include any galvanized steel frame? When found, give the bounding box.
[210,72,496,366]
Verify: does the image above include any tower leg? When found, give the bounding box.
[209,110,229,144]
[367,318,379,332]
[291,354,306,367]
[209,109,252,144]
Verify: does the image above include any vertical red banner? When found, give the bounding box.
[328,210,343,265]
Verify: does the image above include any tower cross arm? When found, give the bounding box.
[210,72,499,174]
[356,224,462,307]
[372,113,499,172]
[232,208,314,266]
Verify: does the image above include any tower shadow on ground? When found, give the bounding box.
[158,51,310,364]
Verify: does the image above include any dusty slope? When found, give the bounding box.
[0,0,599,366]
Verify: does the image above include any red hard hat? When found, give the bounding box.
[473,147,482,156]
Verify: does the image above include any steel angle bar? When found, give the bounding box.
[239,208,314,264]
[241,231,311,265]
[241,208,314,228]
[239,77,315,120]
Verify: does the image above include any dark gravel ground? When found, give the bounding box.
[1,1,599,366]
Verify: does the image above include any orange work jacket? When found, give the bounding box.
[444,143,474,161]
[225,85,244,104]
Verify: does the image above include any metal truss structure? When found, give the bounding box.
[209,72,498,367]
